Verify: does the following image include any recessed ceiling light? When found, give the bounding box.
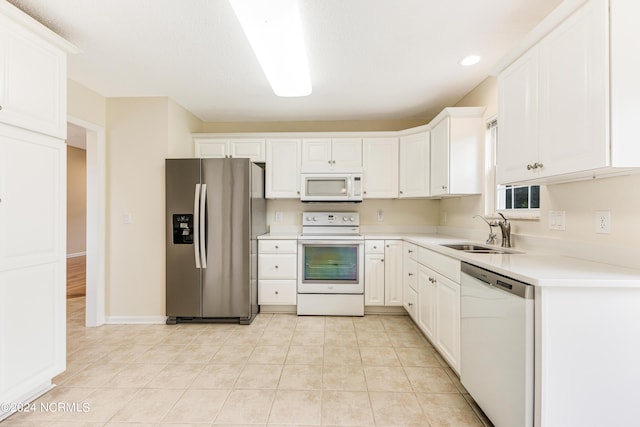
[230,0,312,97]
[460,55,481,67]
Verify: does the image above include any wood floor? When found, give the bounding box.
[67,255,86,298]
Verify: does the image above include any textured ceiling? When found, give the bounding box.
[8,0,562,123]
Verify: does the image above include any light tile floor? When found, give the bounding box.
[2,297,493,426]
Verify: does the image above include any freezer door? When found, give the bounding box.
[165,159,202,317]
[201,158,252,318]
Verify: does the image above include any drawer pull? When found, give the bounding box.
[275,265,279,269]
[408,272,414,277]
[275,245,279,249]
[275,291,279,295]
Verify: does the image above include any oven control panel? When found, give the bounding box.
[302,212,360,226]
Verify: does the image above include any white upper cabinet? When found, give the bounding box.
[265,138,301,198]
[193,136,265,162]
[362,137,399,198]
[301,138,362,172]
[399,132,430,198]
[429,107,484,197]
[0,13,68,139]
[496,0,640,184]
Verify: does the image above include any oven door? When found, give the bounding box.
[298,240,364,294]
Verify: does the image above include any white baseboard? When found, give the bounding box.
[105,316,167,325]
[66,252,87,258]
[0,381,54,422]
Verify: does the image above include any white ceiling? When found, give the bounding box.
[8,0,562,123]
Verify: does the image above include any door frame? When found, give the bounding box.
[67,116,106,327]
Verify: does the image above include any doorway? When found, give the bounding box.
[66,117,106,327]
[66,124,87,298]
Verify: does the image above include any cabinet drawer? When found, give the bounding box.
[418,247,460,283]
[365,240,385,254]
[259,280,297,305]
[258,254,297,279]
[404,242,418,260]
[259,239,297,254]
[404,286,418,320]
[404,258,418,292]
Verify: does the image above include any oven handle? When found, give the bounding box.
[299,240,364,246]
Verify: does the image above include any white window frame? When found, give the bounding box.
[484,117,540,220]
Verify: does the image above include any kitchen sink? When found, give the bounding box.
[440,243,522,254]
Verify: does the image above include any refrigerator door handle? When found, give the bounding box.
[200,183,208,268]
[193,183,201,268]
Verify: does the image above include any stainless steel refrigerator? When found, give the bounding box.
[165,158,266,324]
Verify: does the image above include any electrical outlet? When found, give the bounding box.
[377,210,384,222]
[274,211,283,223]
[123,212,132,224]
[595,211,611,234]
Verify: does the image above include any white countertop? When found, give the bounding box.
[259,231,640,288]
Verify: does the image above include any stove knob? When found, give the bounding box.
[313,216,318,221]
[343,216,348,222]
[349,216,355,222]
[305,216,312,221]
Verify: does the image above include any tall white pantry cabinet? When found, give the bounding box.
[0,3,78,419]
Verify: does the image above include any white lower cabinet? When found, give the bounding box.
[411,244,461,374]
[402,242,418,318]
[365,240,402,307]
[258,239,297,305]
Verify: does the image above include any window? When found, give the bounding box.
[486,119,540,218]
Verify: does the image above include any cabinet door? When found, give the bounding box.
[301,138,332,171]
[430,118,450,196]
[194,138,228,158]
[364,254,385,306]
[331,138,362,171]
[399,132,430,197]
[537,0,608,177]
[384,240,403,306]
[228,138,265,162]
[0,126,66,405]
[497,49,540,184]
[435,274,460,373]
[0,17,66,139]
[266,139,301,198]
[363,137,399,198]
[417,265,436,341]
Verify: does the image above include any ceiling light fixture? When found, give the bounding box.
[459,55,481,66]
[229,0,312,97]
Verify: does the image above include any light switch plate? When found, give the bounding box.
[549,211,566,231]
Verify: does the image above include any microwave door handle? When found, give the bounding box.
[347,177,352,198]
[193,184,201,269]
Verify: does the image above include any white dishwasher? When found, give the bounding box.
[460,262,535,427]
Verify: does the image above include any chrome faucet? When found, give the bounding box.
[473,215,498,245]
[497,213,511,248]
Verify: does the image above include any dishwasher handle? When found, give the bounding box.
[462,262,534,299]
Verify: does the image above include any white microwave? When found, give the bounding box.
[300,173,363,202]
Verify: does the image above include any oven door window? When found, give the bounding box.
[303,245,358,283]
[306,178,347,196]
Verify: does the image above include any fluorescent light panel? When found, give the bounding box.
[460,55,481,66]
[230,0,312,97]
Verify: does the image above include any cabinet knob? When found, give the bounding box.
[534,162,544,169]
[381,259,384,263]
[373,246,377,249]
[275,265,279,269]
[328,160,331,164]
[275,291,279,295]
[526,163,534,170]
[408,272,414,277]
[442,185,447,190]
[0,105,3,111]
[275,245,279,249]
[399,190,404,194]
[408,250,413,254]
[407,302,413,307]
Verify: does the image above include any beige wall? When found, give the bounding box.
[105,97,201,317]
[444,76,640,250]
[67,146,87,254]
[201,118,427,133]
[266,199,440,230]
[68,79,107,126]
